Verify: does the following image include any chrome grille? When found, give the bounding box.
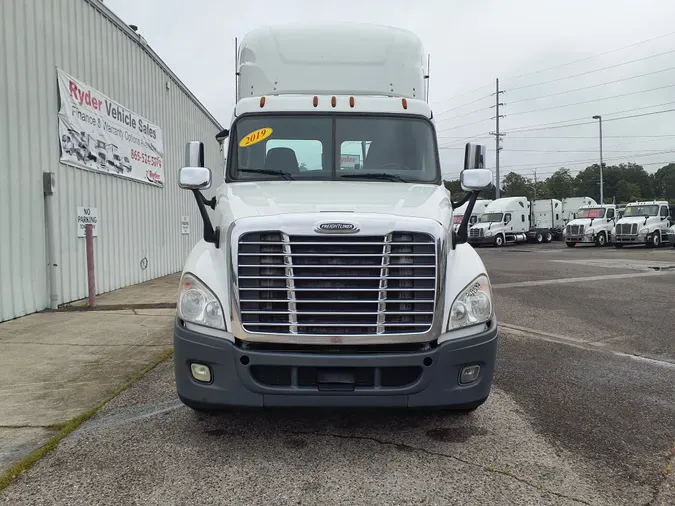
[568,224,584,236]
[617,223,637,235]
[237,232,437,335]
[469,228,483,238]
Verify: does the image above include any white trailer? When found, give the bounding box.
[528,198,563,242]
[561,197,598,225]
[613,200,672,248]
[563,204,617,247]
[174,23,498,412]
[452,199,491,233]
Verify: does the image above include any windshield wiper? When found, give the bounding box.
[340,172,408,183]
[238,168,295,180]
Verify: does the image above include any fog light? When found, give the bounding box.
[190,363,212,383]
[460,365,481,385]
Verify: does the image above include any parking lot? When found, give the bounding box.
[1,242,674,506]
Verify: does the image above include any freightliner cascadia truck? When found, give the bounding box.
[173,23,498,412]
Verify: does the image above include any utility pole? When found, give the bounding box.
[490,78,506,198]
[533,169,537,202]
[592,115,604,204]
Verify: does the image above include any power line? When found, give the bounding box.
[497,149,675,170]
[433,94,493,117]
[508,48,675,91]
[487,134,675,139]
[508,30,675,82]
[435,118,491,133]
[429,83,493,107]
[434,105,491,123]
[508,107,675,133]
[443,159,675,181]
[507,67,675,105]
[505,101,675,134]
[507,84,675,117]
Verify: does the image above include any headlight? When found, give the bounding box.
[178,273,225,330]
[639,228,648,235]
[485,230,493,237]
[584,229,594,236]
[449,275,493,330]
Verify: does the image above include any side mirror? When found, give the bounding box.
[185,140,204,167]
[460,168,493,191]
[179,166,212,190]
[179,141,212,190]
[464,143,486,170]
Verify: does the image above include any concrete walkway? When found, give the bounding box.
[0,274,180,477]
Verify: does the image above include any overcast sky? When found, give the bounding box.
[105,0,675,181]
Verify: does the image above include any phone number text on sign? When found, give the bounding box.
[131,149,163,168]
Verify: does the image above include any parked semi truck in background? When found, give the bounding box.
[173,23,498,412]
[452,199,491,233]
[564,204,617,247]
[469,196,567,246]
[561,197,598,225]
[613,200,672,248]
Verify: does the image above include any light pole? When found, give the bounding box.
[592,115,604,204]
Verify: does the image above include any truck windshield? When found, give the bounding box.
[623,205,659,217]
[228,114,440,183]
[480,213,503,223]
[577,208,606,218]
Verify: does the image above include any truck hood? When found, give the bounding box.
[566,218,606,228]
[617,217,651,226]
[471,222,499,230]
[221,181,452,224]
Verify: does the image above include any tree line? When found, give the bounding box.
[445,162,675,204]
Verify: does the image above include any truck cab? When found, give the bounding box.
[564,204,616,247]
[468,197,530,247]
[173,23,498,412]
[613,200,671,248]
[452,199,491,233]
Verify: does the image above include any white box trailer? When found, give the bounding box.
[561,197,597,225]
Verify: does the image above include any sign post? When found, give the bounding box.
[85,224,96,307]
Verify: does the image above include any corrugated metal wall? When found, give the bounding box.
[0,0,224,321]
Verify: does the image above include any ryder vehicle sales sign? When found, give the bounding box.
[57,68,164,187]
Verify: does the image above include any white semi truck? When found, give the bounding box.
[563,204,617,247]
[468,197,564,246]
[452,199,491,233]
[613,200,672,248]
[174,23,498,412]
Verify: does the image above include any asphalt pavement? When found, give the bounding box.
[1,242,674,505]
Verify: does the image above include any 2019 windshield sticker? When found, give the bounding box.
[239,127,273,148]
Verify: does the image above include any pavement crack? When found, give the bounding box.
[644,444,675,506]
[286,430,593,505]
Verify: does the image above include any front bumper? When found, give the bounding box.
[565,235,594,244]
[468,236,494,246]
[174,320,499,409]
[614,234,647,244]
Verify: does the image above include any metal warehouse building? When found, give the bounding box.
[0,0,223,321]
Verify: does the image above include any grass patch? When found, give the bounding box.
[0,348,174,493]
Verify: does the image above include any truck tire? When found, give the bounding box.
[651,232,661,248]
[494,234,504,247]
[566,242,576,248]
[544,231,553,243]
[595,233,607,247]
[535,232,543,243]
